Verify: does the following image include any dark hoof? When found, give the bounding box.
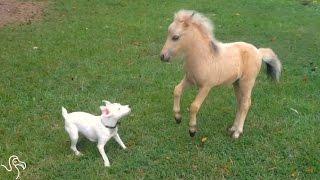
[189,130,196,137]
[175,117,182,124]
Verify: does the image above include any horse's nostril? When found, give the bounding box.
[160,54,165,60]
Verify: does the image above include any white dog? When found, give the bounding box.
[61,100,131,167]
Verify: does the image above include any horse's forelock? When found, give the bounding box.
[174,10,215,40]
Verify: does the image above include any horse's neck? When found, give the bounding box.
[185,40,217,68]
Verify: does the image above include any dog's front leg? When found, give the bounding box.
[114,133,127,149]
[97,142,110,167]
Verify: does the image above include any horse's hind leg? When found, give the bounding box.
[173,77,191,123]
[230,78,255,138]
[189,86,211,137]
[230,80,241,133]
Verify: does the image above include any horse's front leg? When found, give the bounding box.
[173,77,191,123]
[189,86,211,137]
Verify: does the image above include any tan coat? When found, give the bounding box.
[160,10,282,138]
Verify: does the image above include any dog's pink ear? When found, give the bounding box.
[100,106,109,115]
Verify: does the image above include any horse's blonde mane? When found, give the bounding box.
[174,10,215,41]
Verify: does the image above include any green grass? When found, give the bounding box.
[0,0,319,179]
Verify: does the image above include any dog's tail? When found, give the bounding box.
[62,107,68,119]
[258,48,282,81]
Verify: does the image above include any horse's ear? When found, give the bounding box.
[183,12,195,27]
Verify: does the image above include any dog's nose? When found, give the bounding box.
[160,54,165,61]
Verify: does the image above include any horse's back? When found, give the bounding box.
[222,42,258,55]
[221,42,262,79]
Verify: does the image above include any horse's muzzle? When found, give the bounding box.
[160,53,170,62]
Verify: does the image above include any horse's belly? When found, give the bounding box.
[215,47,242,85]
[208,59,240,86]
[220,73,239,85]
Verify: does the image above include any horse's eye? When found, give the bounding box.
[172,35,180,41]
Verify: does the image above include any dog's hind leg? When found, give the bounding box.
[97,142,110,167]
[65,126,82,156]
[114,133,127,149]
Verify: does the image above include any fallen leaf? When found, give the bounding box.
[192,165,197,170]
[201,137,208,143]
[303,75,308,82]
[306,166,314,173]
[132,41,142,46]
[290,108,299,114]
[137,168,145,175]
[291,170,298,177]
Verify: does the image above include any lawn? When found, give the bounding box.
[0,0,319,179]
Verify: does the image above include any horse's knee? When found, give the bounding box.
[174,85,183,98]
[190,103,200,114]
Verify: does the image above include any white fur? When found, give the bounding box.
[61,101,131,167]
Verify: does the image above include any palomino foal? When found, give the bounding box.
[160,10,282,138]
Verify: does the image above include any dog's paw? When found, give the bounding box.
[75,151,83,156]
[104,163,110,167]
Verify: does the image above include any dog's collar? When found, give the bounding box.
[104,123,117,129]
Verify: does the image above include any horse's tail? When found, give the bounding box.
[258,48,282,81]
[62,107,68,120]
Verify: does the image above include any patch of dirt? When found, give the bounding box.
[0,0,45,28]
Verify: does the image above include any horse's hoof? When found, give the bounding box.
[175,116,182,124]
[189,130,196,137]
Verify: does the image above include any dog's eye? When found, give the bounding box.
[172,35,180,41]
